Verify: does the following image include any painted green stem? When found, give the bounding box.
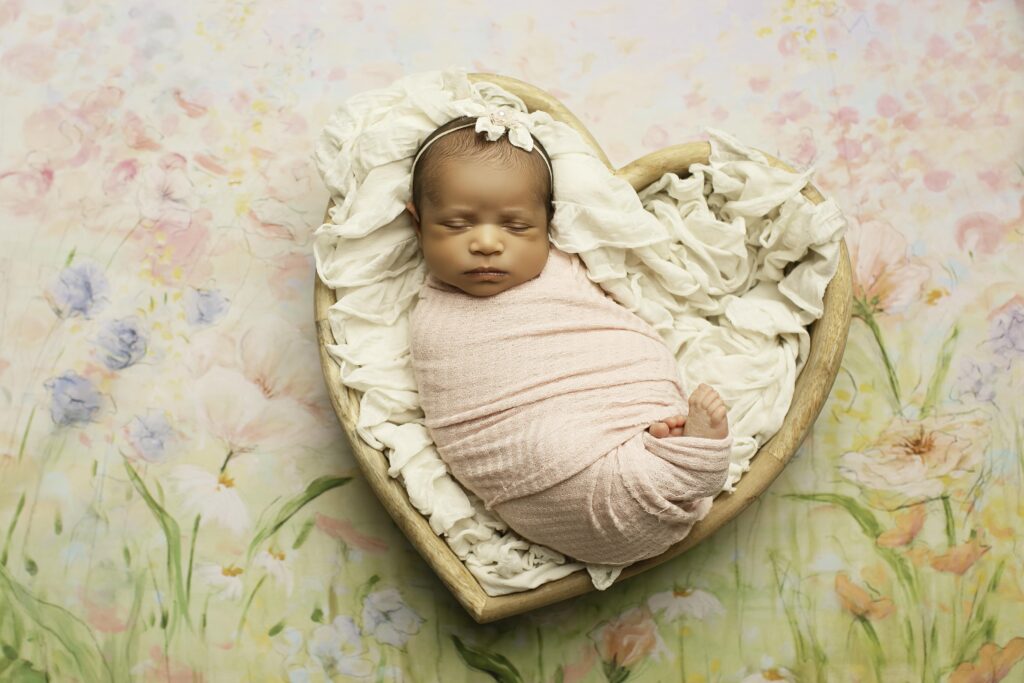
[854,299,903,414]
[1,493,26,567]
[185,514,201,605]
[235,575,268,642]
[857,618,885,683]
[941,495,956,547]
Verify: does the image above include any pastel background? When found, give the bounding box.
[1,0,1022,681]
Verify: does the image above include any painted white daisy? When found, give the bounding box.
[740,656,797,682]
[307,616,373,678]
[361,587,424,648]
[741,666,797,682]
[170,464,250,535]
[646,587,725,621]
[254,548,294,596]
[195,562,244,601]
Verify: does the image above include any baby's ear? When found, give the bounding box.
[405,200,419,223]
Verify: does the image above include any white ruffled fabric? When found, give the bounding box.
[313,68,846,596]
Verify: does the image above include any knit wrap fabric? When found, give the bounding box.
[410,247,732,564]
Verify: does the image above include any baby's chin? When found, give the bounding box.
[432,272,523,297]
[454,280,517,297]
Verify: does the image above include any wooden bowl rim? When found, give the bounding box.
[313,71,853,623]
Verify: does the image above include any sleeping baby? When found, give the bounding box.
[406,113,733,566]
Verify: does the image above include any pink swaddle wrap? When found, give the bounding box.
[409,247,733,565]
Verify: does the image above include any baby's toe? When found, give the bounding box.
[648,421,670,438]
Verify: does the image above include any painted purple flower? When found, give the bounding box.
[955,359,997,403]
[361,588,423,647]
[184,287,229,327]
[989,299,1024,365]
[47,262,109,319]
[124,412,177,463]
[97,317,148,370]
[44,371,102,426]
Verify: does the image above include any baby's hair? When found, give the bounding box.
[410,115,554,222]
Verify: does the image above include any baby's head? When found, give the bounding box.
[406,115,554,297]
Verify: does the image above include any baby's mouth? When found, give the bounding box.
[465,267,507,274]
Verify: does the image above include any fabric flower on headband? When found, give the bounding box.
[409,104,552,182]
[473,107,535,152]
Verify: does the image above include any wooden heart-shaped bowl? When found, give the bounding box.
[314,72,853,623]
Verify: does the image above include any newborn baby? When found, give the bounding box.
[407,114,732,565]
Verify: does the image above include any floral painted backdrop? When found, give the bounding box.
[1,0,1022,681]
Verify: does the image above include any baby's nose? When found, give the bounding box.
[470,225,504,253]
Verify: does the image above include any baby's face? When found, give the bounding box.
[408,156,550,297]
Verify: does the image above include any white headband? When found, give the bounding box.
[410,108,554,185]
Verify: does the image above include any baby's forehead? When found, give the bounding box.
[427,155,545,202]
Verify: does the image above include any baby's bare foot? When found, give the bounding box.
[682,384,729,439]
[648,414,686,439]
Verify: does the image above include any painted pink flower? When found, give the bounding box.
[20,88,120,172]
[846,217,930,314]
[927,34,951,59]
[877,94,902,117]
[596,607,662,670]
[839,413,989,504]
[793,134,817,167]
[139,646,206,683]
[123,111,162,151]
[949,638,1024,683]
[86,603,128,633]
[831,106,859,128]
[2,42,55,82]
[132,210,212,285]
[768,90,814,125]
[245,201,307,243]
[137,153,194,222]
[955,198,1022,255]
[315,513,388,553]
[876,505,925,548]
[835,137,862,161]
[238,317,322,407]
[835,573,894,621]
[777,31,799,56]
[560,644,597,683]
[0,1,21,26]
[923,170,953,192]
[196,366,318,455]
[104,159,140,195]
[0,165,53,215]
[172,88,208,118]
[930,538,990,576]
